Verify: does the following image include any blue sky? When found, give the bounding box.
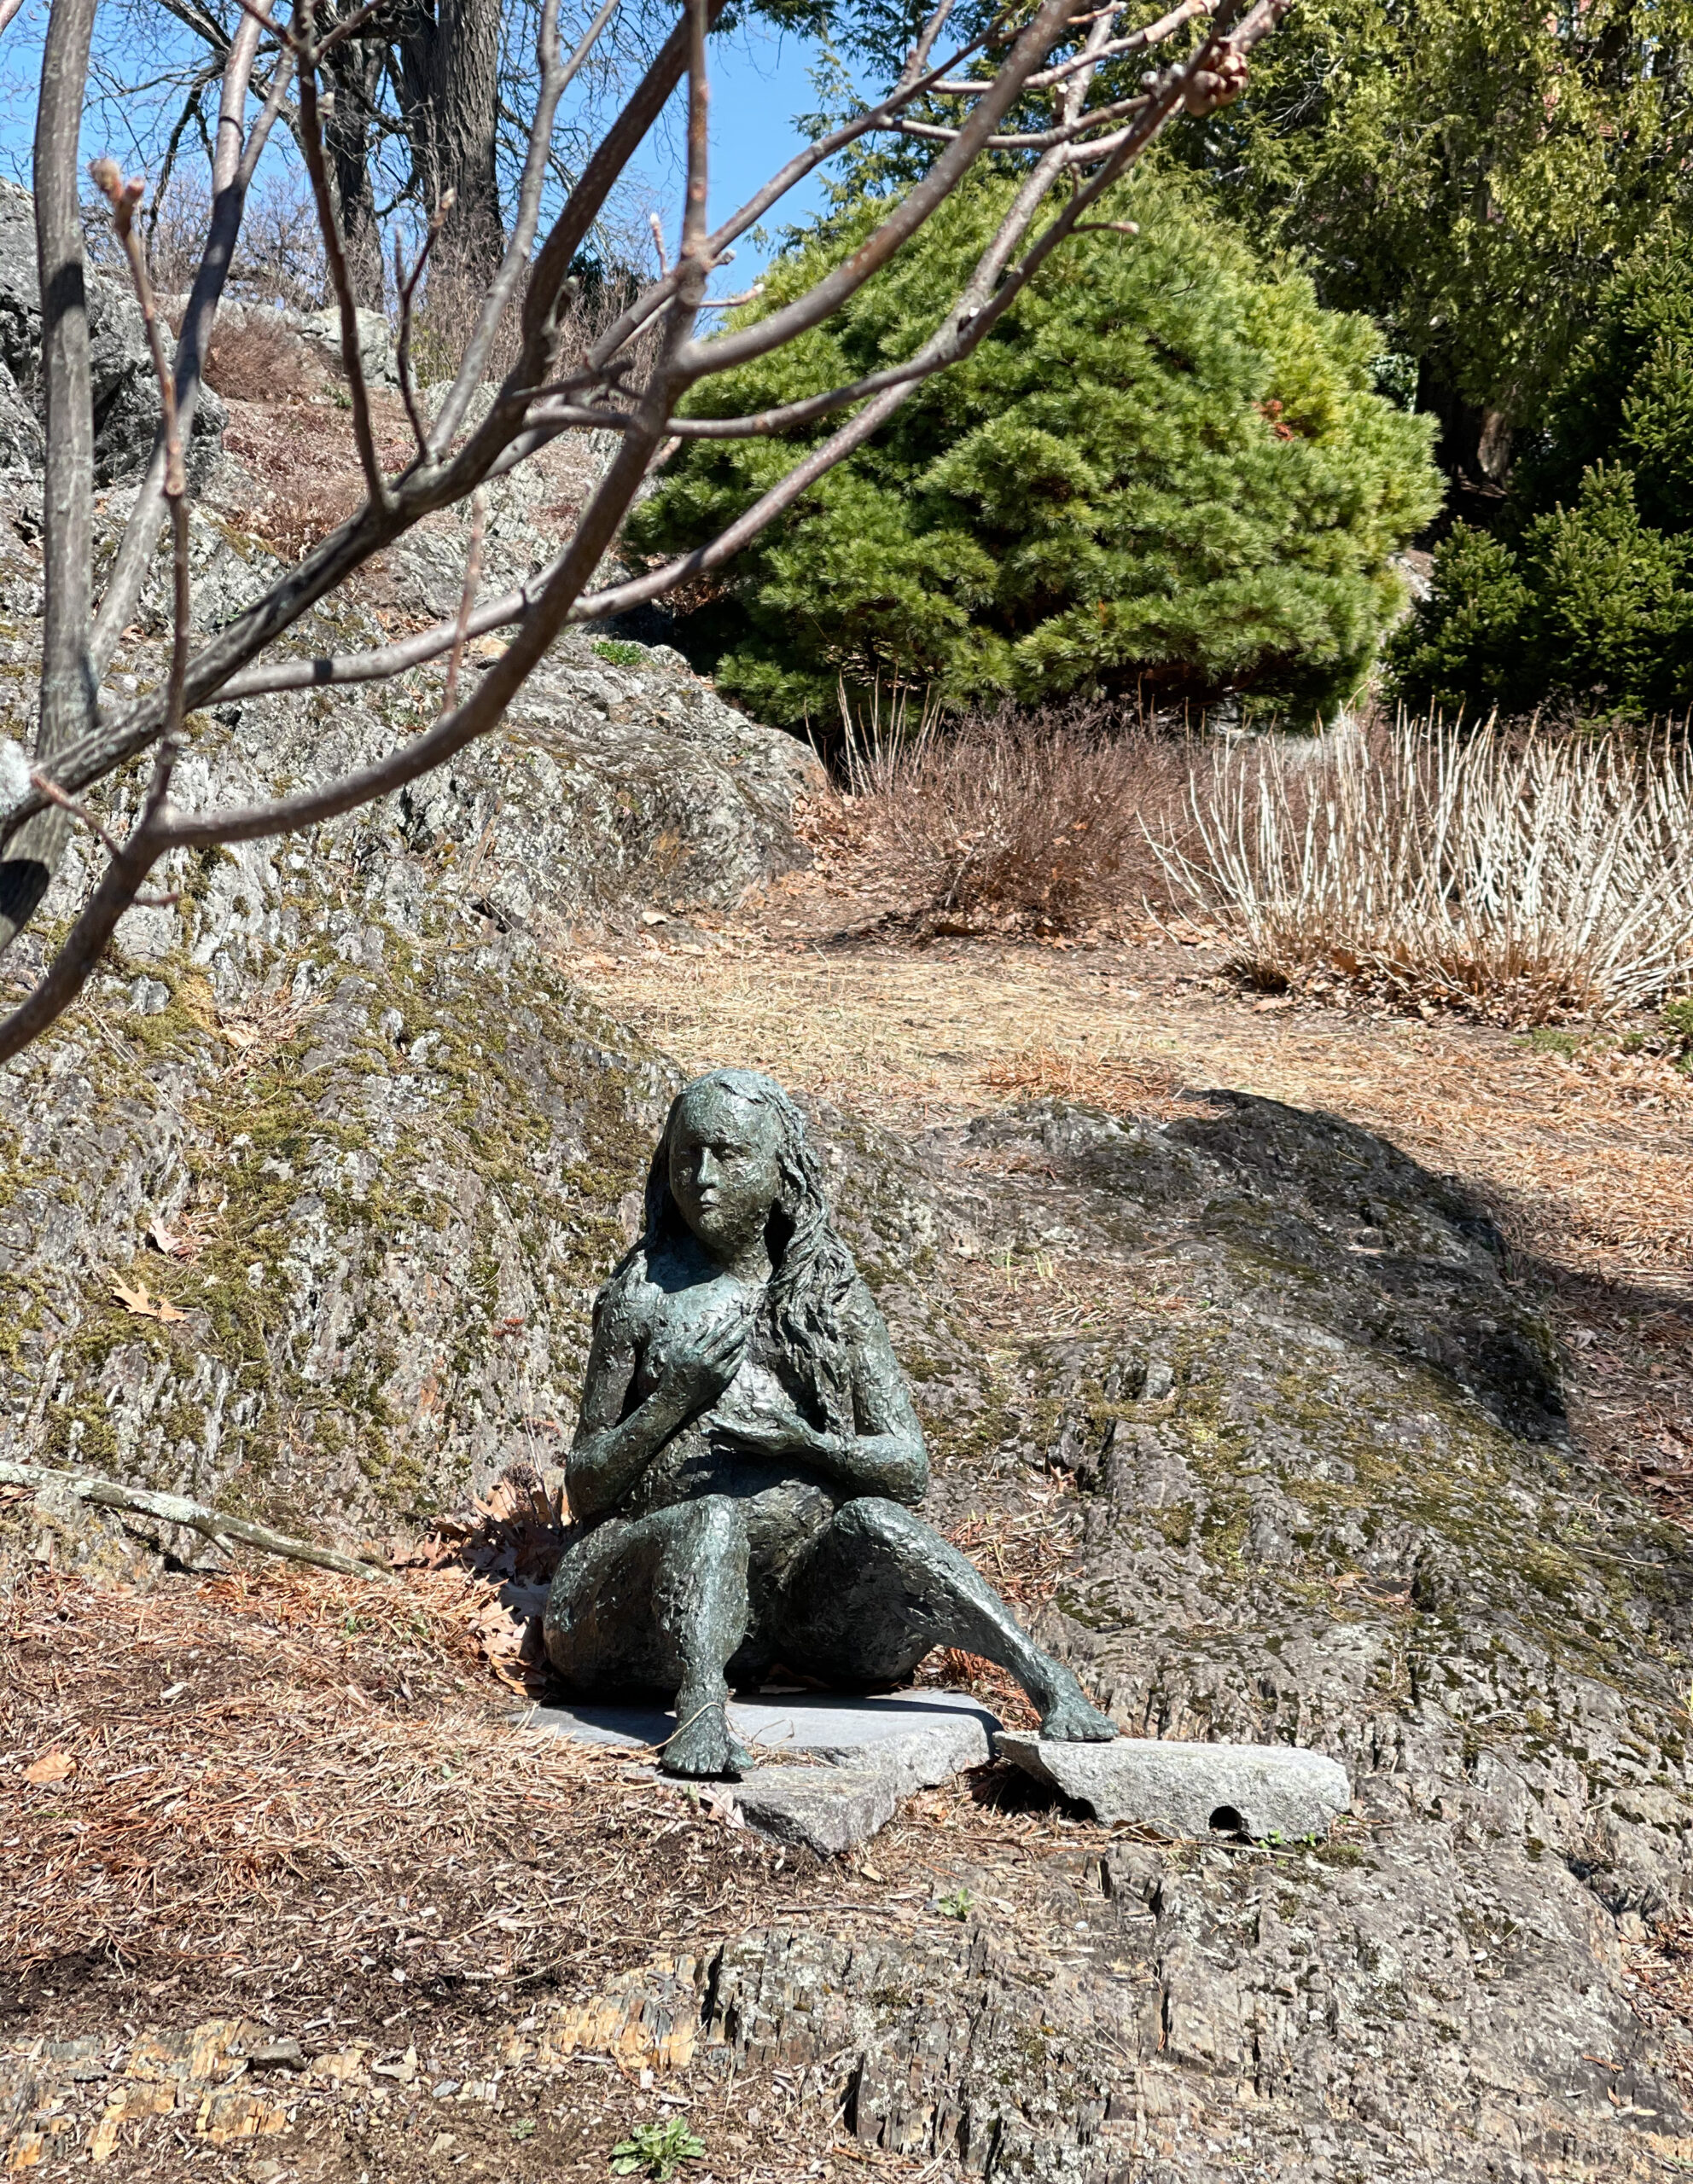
[656,20,834,266]
[0,3,835,276]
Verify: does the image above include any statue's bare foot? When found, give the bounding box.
[1037,1670,1117,1743]
[660,1701,754,1780]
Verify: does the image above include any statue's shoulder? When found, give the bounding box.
[592,1245,662,1331]
[837,1269,894,1343]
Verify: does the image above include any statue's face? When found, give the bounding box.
[667,1086,783,1264]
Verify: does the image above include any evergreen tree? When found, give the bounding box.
[1158,0,1693,423]
[627,172,1441,729]
[1392,240,1693,717]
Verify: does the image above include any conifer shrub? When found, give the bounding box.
[627,173,1442,729]
[1392,242,1693,719]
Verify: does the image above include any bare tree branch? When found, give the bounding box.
[932,0,1213,90]
[294,0,388,507]
[0,1461,393,1578]
[0,735,180,1064]
[90,9,292,676]
[440,488,488,716]
[428,0,619,454]
[669,0,1083,385]
[0,0,1298,1059]
[91,160,194,743]
[395,187,456,451]
[881,92,1149,150]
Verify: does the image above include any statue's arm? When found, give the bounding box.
[695,1282,926,1501]
[567,1284,746,1522]
[811,1285,929,1504]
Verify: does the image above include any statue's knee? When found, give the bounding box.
[678,1493,747,1560]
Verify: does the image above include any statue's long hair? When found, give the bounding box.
[634,1069,858,1430]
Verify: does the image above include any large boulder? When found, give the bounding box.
[0,182,225,485]
[0,468,822,1538]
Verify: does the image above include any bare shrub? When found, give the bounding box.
[1155,715,1693,1023]
[108,172,327,311]
[248,473,368,562]
[224,172,328,312]
[842,695,1192,932]
[202,311,318,404]
[410,253,649,391]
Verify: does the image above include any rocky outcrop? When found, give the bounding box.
[0,464,821,1540]
[802,1093,1693,2177]
[0,183,225,485]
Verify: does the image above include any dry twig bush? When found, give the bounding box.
[1155,715,1693,1023]
[839,698,1192,932]
[201,310,318,404]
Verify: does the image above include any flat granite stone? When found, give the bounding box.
[995,1734,1351,1839]
[525,1688,997,1787]
[521,1689,1000,1850]
[728,1767,900,1858]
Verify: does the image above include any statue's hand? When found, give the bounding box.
[654,1304,752,1416]
[706,1381,826,1461]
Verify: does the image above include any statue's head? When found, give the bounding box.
[647,1069,817,1269]
[636,1071,858,1420]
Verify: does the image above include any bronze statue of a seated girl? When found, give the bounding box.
[544,1068,1118,1779]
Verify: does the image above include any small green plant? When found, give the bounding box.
[510,2117,538,2141]
[937,1886,973,1920]
[610,2118,706,2180]
[1521,1027,1583,1059]
[1665,997,1693,1065]
[593,638,646,668]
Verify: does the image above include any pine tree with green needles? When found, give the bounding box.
[626,171,1442,730]
[1392,240,1693,718]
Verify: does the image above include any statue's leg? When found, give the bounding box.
[544,1497,755,1780]
[653,1497,757,1779]
[774,1497,1116,1741]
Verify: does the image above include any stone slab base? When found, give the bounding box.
[522,1689,1000,1852]
[994,1733,1351,1839]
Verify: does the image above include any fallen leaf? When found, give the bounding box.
[24,1749,74,1785]
[110,1275,188,1324]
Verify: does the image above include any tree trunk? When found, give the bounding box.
[324,37,388,311]
[399,0,503,297]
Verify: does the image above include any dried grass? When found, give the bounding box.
[1156,714,1693,1024]
[983,1045,1188,1121]
[838,700,1191,934]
